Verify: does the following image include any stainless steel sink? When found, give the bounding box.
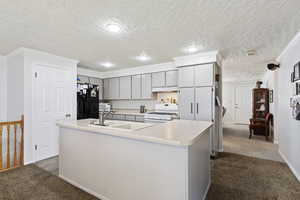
[89,120,154,131]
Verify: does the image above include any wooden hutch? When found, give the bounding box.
[249,82,273,141]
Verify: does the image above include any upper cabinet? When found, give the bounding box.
[165,70,178,87]
[141,74,152,99]
[152,70,178,88]
[131,75,142,99]
[178,66,194,87]
[119,76,132,99]
[105,78,119,100]
[103,79,110,99]
[194,64,213,87]
[152,72,166,88]
[178,64,214,87]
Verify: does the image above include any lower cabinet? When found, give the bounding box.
[179,87,213,121]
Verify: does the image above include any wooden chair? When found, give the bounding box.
[249,113,273,141]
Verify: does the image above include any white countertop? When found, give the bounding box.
[57,119,213,147]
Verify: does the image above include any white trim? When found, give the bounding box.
[77,67,104,78]
[173,50,219,67]
[273,140,279,144]
[59,175,111,200]
[202,179,211,200]
[6,47,79,64]
[24,160,35,165]
[279,150,300,182]
[102,62,176,78]
[277,31,300,62]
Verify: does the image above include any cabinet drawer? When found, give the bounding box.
[135,116,145,122]
[125,115,136,121]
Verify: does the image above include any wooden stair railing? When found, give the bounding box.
[0,115,24,171]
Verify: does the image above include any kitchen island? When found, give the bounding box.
[57,119,212,200]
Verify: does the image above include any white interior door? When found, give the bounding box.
[235,85,253,124]
[33,65,72,162]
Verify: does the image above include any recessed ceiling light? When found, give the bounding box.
[100,62,115,68]
[135,52,151,62]
[183,44,200,54]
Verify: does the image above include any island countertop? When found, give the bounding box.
[57,119,213,147]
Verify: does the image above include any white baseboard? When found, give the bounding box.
[202,179,211,200]
[279,150,300,182]
[59,175,111,200]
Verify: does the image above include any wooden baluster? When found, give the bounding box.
[13,124,18,167]
[0,125,2,170]
[7,125,10,169]
[20,115,24,166]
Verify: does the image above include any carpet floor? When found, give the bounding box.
[0,152,299,200]
[207,152,300,200]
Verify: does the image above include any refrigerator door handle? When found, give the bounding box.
[191,103,193,114]
[197,103,199,114]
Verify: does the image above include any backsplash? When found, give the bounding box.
[110,92,178,110]
[110,100,157,110]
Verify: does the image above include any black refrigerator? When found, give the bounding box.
[77,83,99,120]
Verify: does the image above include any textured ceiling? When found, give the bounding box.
[0,0,300,81]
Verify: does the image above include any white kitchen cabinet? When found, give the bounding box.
[131,75,141,99]
[103,79,110,99]
[195,87,213,121]
[109,78,120,99]
[152,71,165,88]
[179,88,195,120]
[119,76,132,99]
[141,73,152,99]
[178,66,194,87]
[194,64,214,87]
[166,70,178,87]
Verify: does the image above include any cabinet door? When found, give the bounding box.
[178,66,194,87]
[141,74,152,99]
[179,88,195,120]
[194,64,214,87]
[119,76,132,99]
[166,70,178,87]
[152,72,165,88]
[103,79,110,99]
[131,75,141,99]
[109,78,120,99]
[195,87,213,121]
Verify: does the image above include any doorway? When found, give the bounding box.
[32,64,73,162]
[234,85,253,124]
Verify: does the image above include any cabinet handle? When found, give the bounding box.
[65,114,71,118]
[191,103,193,114]
[197,103,199,114]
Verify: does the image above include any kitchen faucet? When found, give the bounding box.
[98,111,114,126]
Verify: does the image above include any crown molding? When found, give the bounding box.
[277,31,300,62]
[173,50,220,67]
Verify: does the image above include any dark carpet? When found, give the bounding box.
[0,152,299,200]
[207,152,300,200]
[0,165,98,200]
